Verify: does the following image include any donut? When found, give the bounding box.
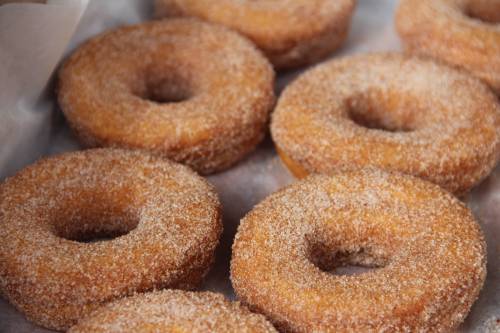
[58,19,275,175]
[231,169,487,332]
[0,148,222,330]
[68,290,277,332]
[396,0,500,95]
[271,53,500,195]
[154,0,356,70]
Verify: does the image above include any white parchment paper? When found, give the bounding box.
[0,0,88,178]
[0,0,499,332]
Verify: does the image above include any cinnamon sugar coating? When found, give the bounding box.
[154,0,356,70]
[58,19,275,175]
[231,169,487,332]
[0,149,222,331]
[396,0,500,95]
[271,53,500,195]
[68,290,277,333]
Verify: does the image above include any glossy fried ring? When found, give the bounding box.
[0,149,222,331]
[231,169,487,332]
[396,0,500,94]
[68,290,277,332]
[58,19,275,174]
[271,53,500,195]
[154,0,356,70]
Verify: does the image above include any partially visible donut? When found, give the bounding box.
[0,149,222,330]
[271,53,500,195]
[231,169,487,332]
[154,0,356,70]
[396,0,500,94]
[68,290,278,333]
[58,19,275,174]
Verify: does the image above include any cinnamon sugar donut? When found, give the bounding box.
[0,149,222,331]
[68,290,277,333]
[58,19,275,174]
[396,0,500,95]
[271,53,500,195]
[154,0,356,70]
[231,169,487,332]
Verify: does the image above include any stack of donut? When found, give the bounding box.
[1,0,499,332]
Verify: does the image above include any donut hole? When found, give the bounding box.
[53,203,139,243]
[465,1,500,23]
[307,239,389,276]
[346,91,419,133]
[136,66,194,104]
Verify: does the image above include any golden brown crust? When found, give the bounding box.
[396,0,500,95]
[154,0,356,70]
[68,290,277,333]
[271,53,500,195]
[275,147,309,179]
[58,19,275,175]
[0,148,222,331]
[231,169,487,332]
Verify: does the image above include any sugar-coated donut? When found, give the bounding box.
[0,149,222,331]
[271,53,500,195]
[231,169,487,332]
[154,0,356,70]
[68,290,277,333]
[58,19,275,175]
[396,0,500,95]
